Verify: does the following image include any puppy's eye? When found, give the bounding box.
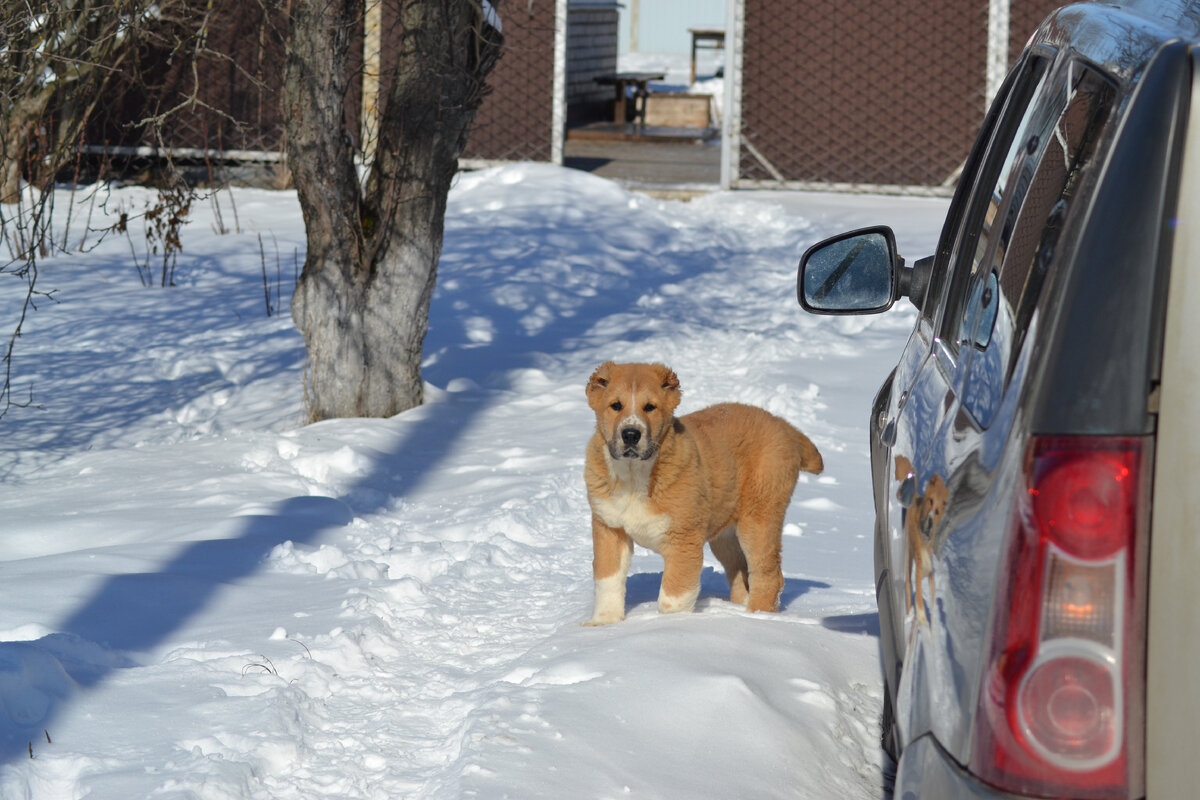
[643,403,656,413]
[610,401,623,411]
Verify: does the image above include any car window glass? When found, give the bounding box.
[934,56,1050,347]
[916,58,1029,326]
[951,67,1065,352]
[960,62,1116,426]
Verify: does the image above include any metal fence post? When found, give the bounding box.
[987,0,1012,109]
[552,0,568,166]
[720,0,745,190]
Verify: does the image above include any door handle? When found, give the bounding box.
[880,419,897,447]
[879,390,906,448]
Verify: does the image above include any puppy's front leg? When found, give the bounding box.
[658,542,703,614]
[585,516,633,625]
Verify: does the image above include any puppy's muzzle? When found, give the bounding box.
[611,425,654,460]
[919,509,937,541]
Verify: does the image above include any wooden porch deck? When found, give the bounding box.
[563,127,721,194]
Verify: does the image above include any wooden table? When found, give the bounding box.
[594,72,665,124]
[689,27,726,83]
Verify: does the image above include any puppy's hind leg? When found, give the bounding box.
[659,544,704,614]
[709,527,749,606]
[736,513,786,613]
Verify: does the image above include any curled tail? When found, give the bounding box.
[795,430,824,475]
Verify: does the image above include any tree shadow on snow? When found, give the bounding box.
[0,496,353,761]
[0,252,304,481]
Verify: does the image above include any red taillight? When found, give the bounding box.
[1019,651,1118,763]
[1032,445,1139,560]
[974,436,1149,799]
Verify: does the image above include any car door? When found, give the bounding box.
[881,51,1055,743]
[891,53,1121,758]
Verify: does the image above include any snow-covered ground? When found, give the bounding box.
[0,164,946,799]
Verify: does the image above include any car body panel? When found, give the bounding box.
[889,34,1139,768]
[1025,38,1190,437]
[894,11,1191,790]
[896,735,1026,800]
[1145,48,1200,799]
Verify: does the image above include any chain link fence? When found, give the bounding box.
[72,0,293,187]
[461,1,559,164]
[66,1,1069,193]
[76,0,553,183]
[728,0,1066,192]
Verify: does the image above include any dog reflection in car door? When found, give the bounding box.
[895,456,949,627]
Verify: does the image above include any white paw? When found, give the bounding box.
[657,585,699,614]
[588,574,627,626]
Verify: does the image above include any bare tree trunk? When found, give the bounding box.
[284,0,501,421]
[0,138,25,203]
[1,1,137,204]
[1,65,58,203]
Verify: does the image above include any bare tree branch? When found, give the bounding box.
[0,0,208,419]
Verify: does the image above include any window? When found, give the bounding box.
[933,54,1051,346]
[958,61,1116,426]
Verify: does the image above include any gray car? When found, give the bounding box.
[797,2,1200,797]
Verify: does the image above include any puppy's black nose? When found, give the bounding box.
[621,428,641,447]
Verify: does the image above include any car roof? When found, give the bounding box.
[1104,0,1200,39]
[1037,1,1200,81]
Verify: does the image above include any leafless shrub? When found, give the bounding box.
[0,0,210,417]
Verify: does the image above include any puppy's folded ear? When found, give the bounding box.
[587,362,615,400]
[654,364,682,412]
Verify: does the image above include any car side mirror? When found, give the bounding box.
[797,226,935,314]
[797,227,900,314]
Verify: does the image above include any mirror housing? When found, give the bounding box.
[899,255,936,313]
[797,226,934,314]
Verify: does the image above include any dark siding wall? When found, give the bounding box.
[566,6,619,124]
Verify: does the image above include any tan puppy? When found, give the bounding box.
[894,455,949,627]
[583,362,824,625]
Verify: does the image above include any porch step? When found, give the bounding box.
[566,122,718,144]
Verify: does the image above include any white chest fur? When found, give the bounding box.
[591,455,671,552]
